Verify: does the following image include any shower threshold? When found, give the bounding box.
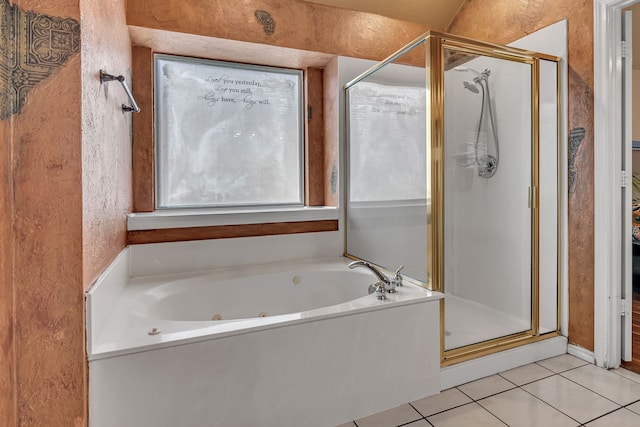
[444,293,531,351]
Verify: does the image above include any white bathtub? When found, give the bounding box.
[135,266,386,321]
[88,256,442,427]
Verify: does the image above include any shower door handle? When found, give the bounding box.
[528,186,538,209]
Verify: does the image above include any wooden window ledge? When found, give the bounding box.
[126,207,339,244]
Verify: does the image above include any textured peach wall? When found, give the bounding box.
[12,0,77,18]
[127,0,429,62]
[306,67,325,206]
[12,0,86,411]
[80,0,131,289]
[131,46,155,212]
[0,118,15,425]
[323,57,340,206]
[448,0,595,350]
[4,0,125,424]
[6,2,86,424]
[12,52,85,427]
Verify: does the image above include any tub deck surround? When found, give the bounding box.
[87,257,442,360]
[88,257,442,426]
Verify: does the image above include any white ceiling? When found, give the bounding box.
[302,0,467,30]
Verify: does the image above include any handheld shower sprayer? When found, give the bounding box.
[454,66,499,178]
[453,66,482,78]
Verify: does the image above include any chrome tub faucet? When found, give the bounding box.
[348,260,404,300]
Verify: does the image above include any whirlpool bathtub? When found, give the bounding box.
[88,257,442,427]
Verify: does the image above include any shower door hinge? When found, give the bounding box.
[621,40,630,59]
[621,170,629,187]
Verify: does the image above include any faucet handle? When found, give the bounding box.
[393,265,404,287]
[368,282,386,300]
[374,282,386,300]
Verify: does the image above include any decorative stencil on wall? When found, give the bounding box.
[0,0,18,120]
[254,10,275,36]
[330,165,337,194]
[568,127,586,194]
[0,0,80,121]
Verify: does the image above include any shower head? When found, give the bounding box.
[463,81,480,94]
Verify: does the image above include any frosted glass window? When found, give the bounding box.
[348,81,426,202]
[155,54,303,208]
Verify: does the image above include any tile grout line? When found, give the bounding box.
[359,358,636,427]
[578,406,634,425]
[473,399,511,426]
[611,369,640,385]
[466,373,569,427]
[414,397,509,427]
[393,403,426,427]
[525,362,638,418]
[432,377,514,426]
[497,370,556,387]
[516,374,585,425]
[410,385,511,426]
[558,371,631,407]
[450,363,637,426]
[534,360,589,375]
[411,401,472,419]
[620,397,640,417]
[422,360,589,424]
[457,386,519,402]
[406,401,434,426]
[394,416,432,427]
[502,369,597,424]
[497,373,519,388]
[406,401,426,419]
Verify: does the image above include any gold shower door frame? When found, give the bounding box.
[424,32,562,366]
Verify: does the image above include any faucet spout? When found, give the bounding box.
[348,260,390,284]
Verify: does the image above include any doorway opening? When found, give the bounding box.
[622,3,640,374]
[595,0,640,373]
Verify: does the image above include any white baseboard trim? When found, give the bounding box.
[567,343,595,364]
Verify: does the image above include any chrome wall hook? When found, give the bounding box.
[100,70,140,113]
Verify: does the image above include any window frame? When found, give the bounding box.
[153,53,306,210]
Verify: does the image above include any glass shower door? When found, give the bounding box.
[442,48,535,352]
[345,41,429,285]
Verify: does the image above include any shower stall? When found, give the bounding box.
[345,31,561,365]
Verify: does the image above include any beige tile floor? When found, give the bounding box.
[336,354,640,427]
